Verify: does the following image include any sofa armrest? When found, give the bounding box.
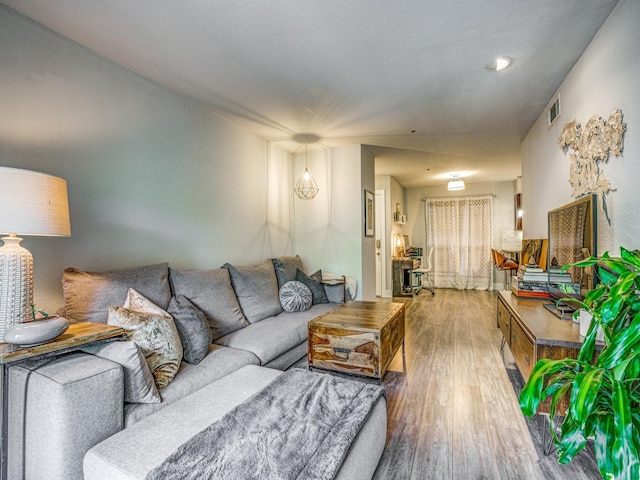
[9,352,124,480]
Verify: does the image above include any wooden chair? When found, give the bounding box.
[492,248,519,289]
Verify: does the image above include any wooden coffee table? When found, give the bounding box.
[307,301,405,383]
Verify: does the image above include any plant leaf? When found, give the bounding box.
[610,381,640,479]
[620,247,640,270]
[519,359,575,416]
[556,415,588,464]
[593,415,615,479]
[569,368,604,424]
[598,312,640,369]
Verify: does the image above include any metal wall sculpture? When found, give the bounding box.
[557,109,625,221]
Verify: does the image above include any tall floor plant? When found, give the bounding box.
[519,248,640,480]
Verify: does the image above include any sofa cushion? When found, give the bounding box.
[168,294,212,365]
[215,303,337,365]
[123,345,260,426]
[62,263,171,324]
[108,290,183,390]
[85,366,283,480]
[82,341,161,404]
[296,268,329,304]
[169,268,248,340]
[271,255,305,289]
[279,281,312,312]
[85,365,387,480]
[223,260,283,323]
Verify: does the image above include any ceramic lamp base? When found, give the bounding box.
[0,235,34,341]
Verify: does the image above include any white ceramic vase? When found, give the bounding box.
[578,309,604,342]
[4,317,70,346]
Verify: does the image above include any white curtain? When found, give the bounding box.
[424,195,493,290]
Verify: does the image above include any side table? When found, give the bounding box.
[0,322,127,480]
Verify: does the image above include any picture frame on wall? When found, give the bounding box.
[364,190,374,237]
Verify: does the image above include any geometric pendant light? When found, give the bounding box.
[293,142,319,200]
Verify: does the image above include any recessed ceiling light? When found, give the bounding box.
[485,56,512,72]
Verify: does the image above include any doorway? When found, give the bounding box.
[375,190,386,296]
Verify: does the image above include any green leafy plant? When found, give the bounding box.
[26,304,50,322]
[519,247,640,480]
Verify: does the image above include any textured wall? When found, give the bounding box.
[521,0,640,255]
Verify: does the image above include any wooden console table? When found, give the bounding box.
[308,301,405,383]
[0,322,127,480]
[497,290,584,414]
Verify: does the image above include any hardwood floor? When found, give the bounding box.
[371,289,600,480]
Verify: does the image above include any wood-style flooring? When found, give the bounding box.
[371,289,600,480]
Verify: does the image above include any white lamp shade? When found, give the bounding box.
[0,167,71,236]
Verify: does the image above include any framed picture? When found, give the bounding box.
[364,190,374,237]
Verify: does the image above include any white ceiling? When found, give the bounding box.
[2,0,619,188]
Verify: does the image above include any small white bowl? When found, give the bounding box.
[4,317,70,346]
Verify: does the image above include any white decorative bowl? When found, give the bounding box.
[4,317,70,346]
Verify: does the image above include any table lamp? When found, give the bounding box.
[0,167,71,341]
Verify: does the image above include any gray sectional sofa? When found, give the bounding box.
[8,256,387,480]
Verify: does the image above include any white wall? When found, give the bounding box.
[293,144,375,300]
[521,0,640,254]
[0,6,293,311]
[405,181,515,289]
[374,174,405,297]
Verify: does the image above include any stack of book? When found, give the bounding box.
[548,266,573,284]
[512,264,551,299]
[517,265,548,283]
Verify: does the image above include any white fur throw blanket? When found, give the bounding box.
[145,369,384,480]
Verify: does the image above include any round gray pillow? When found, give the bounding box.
[279,281,313,312]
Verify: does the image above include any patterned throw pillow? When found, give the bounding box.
[279,281,313,312]
[108,289,183,390]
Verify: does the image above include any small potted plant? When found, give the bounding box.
[519,247,640,480]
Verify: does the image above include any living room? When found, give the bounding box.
[1,1,639,479]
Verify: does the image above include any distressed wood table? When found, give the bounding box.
[0,322,127,480]
[308,301,405,383]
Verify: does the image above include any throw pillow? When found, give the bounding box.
[295,268,329,304]
[168,294,213,364]
[271,255,305,289]
[62,263,171,324]
[169,268,248,340]
[108,289,183,390]
[223,260,283,323]
[82,341,161,404]
[279,281,313,312]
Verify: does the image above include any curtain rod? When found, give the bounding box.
[422,194,495,201]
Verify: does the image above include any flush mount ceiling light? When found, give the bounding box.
[447,174,465,191]
[485,56,512,72]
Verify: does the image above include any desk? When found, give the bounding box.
[392,257,421,296]
[0,322,127,480]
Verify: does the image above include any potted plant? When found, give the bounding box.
[519,247,640,480]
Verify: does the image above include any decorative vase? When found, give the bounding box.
[4,316,69,346]
[578,309,604,342]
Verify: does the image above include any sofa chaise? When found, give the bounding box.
[8,256,387,480]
